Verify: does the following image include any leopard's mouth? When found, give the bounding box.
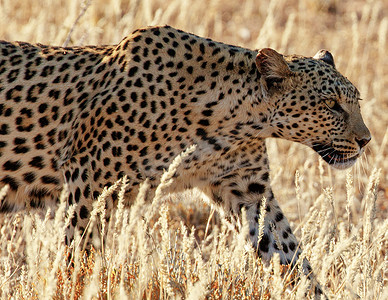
[312,143,360,170]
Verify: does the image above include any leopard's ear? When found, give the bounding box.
[256,48,293,79]
[313,49,335,68]
[255,48,294,92]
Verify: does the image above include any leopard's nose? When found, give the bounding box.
[355,136,371,148]
[353,118,371,149]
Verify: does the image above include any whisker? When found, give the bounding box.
[327,151,337,165]
[358,157,363,192]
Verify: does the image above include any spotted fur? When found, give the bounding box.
[0,25,370,294]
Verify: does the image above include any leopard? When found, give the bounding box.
[0,25,370,296]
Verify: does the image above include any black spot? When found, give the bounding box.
[74,187,81,203]
[288,241,296,252]
[196,128,207,137]
[130,162,138,171]
[114,162,122,172]
[102,141,111,151]
[231,189,242,197]
[41,175,60,185]
[81,169,88,182]
[0,124,9,135]
[72,168,80,181]
[80,205,89,219]
[93,169,102,181]
[133,35,142,42]
[198,119,210,126]
[274,242,279,250]
[248,183,265,194]
[167,49,176,57]
[38,116,49,127]
[23,172,36,183]
[138,131,146,143]
[3,159,22,171]
[80,156,89,166]
[67,193,73,205]
[259,233,270,253]
[226,62,234,70]
[139,146,148,157]
[29,187,49,199]
[212,48,221,55]
[13,145,30,154]
[83,185,90,198]
[103,158,111,166]
[29,156,45,169]
[275,212,284,222]
[24,68,37,80]
[134,78,143,87]
[96,64,107,74]
[202,110,213,117]
[128,66,138,77]
[194,76,205,83]
[261,172,269,181]
[71,213,78,227]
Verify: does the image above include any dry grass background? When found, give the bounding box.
[0,0,387,299]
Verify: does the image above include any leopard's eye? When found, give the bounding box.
[324,99,336,109]
[324,99,343,113]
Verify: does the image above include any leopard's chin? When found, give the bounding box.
[312,143,360,170]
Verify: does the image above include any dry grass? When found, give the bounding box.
[0,0,387,298]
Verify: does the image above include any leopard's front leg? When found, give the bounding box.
[205,167,302,265]
[202,148,324,297]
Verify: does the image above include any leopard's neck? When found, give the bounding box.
[121,26,273,151]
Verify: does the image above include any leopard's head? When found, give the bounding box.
[255,48,371,169]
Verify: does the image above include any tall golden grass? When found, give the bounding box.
[0,0,387,298]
